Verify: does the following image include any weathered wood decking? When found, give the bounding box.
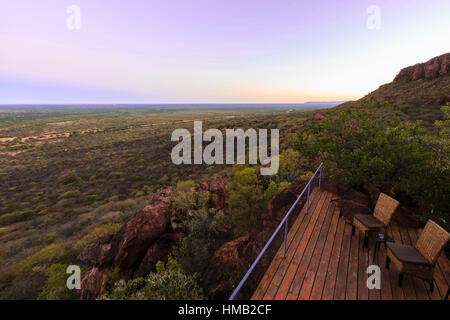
[252,188,450,300]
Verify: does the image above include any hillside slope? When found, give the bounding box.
[336,53,450,121]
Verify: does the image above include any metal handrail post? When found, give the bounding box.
[319,165,323,189]
[283,217,288,258]
[306,184,310,214]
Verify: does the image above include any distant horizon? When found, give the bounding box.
[0,101,348,110]
[0,100,347,106]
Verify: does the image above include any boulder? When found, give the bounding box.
[195,177,226,210]
[202,236,249,300]
[79,267,111,300]
[77,188,175,299]
[77,234,114,267]
[134,233,180,278]
[112,188,174,271]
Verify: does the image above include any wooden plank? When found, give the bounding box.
[386,225,405,300]
[279,192,329,299]
[251,188,320,299]
[305,206,341,300]
[377,235,393,300]
[357,227,369,300]
[367,233,381,300]
[285,192,333,299]
[265,189,325,300]
[321,216,346,300]
[298,202,337,300]
[333,222,352,299]
[437,253,450,286]
[273,191,329,299]
[345,222,359,300]
[435,257,450,299]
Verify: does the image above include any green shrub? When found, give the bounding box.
[58,190,81,199]
[53,198,73,209]
[15,210,34,222]
[73,223,122,252]
[296,109,449,228]
[0,213,16,226]
[14,244,66,276]
[99,256,204,300]
[41,232,57,245]
[61,175,79,185]
[0,210,34,226]
[227,168,267,234]
[175,180,195,193]
[37,264,78,300]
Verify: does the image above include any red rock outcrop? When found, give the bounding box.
[394,53,450,82]
[112,188,173,272]
[79,267,111,300]
[202,236,249,300]
[77,188,176,299]
[77,177,227,299]
[195,176,226,210]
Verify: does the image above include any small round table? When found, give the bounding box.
[373,232,394,262]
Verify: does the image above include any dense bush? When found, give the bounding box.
[14,244,66,276]
[99,256,204,300]
[37,264,78,300]
[228,167,287,234]
[296,109,449,228]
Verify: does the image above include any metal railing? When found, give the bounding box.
[228,162,324,300]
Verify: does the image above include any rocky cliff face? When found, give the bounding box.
[334,52,450,120]
[77,177,227,299]
[202,177,309,299]
[394,53,450,82]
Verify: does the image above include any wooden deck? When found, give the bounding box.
[252,188,450,300]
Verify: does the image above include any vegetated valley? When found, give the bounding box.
[0,53,449,300]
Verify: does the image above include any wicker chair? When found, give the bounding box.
[386,220,450,292]
[352,193,400,249]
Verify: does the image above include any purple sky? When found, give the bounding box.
[1,0,449,104]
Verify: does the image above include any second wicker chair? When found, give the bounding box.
[352,193,400,248]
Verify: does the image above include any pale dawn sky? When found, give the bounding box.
[1,0,449,104]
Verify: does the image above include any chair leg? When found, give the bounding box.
[398,274,404,288]
[429,281,434,292]
[352,225,355,236]
[445,287,449,300]
[364,232,368,249]
[386,256,390,269]
[373,242,377,262]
